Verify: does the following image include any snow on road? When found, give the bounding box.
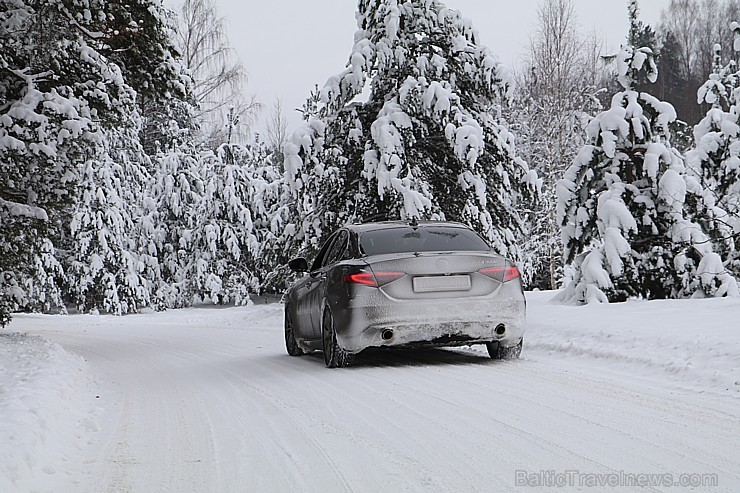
[2,293,739,492]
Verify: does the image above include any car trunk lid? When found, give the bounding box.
[361,251,517,300]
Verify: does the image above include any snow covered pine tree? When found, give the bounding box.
[280,0,538,285]
[146,145,203,308]
[0,0,193,320]
[556,5,738,303]
[63,0,189,315]
[0,0,114,323]
[187,144,260,305]
[146,141,262,308]
[685,24,740,281]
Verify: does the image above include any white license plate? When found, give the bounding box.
[412,275,471,293]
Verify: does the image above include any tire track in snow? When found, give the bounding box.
[243,356,456,492]
[143,336,358,493]
[403,348,738,480]
[345,347,736,490]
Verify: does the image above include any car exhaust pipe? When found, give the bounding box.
[495,324,506,337]
[381,329,394,341]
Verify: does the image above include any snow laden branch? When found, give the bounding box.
[0,197,48,221]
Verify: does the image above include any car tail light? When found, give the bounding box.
[479,265,520,282]
[344,270,405,287]
[344,272,376,286]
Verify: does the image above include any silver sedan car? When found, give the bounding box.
[284,221,526,367]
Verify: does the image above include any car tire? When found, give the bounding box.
[486,339,522,360]
[322,308,354,368]
[284,309,304,356]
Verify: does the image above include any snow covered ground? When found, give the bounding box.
[523,291,740,397]
[1,292,739,492]
[0,334,102,492]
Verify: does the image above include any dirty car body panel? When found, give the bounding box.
[284,221,526,358]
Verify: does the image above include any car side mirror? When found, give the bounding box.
[288,257,309,273]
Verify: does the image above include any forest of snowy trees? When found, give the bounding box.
[1,0,738,326]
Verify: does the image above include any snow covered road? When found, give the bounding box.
[4,293,740,492]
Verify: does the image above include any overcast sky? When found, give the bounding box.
[198,0,670,135]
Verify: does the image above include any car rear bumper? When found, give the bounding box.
[330,284,526,354]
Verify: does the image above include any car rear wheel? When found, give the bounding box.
[322,309,354,368]
[284,310,304,356]
[486,339,522,360]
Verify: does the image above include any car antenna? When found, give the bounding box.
[409,217,419,228]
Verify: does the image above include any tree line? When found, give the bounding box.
[1,0,738,326]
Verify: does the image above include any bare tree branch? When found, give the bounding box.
[174,0,260,146]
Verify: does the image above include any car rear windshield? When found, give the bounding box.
[359,226,491,256]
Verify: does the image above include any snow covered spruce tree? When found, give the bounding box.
[556,5,738,303]
[240,140,293,292]
[147,142,261,307]
[685,29,740,280]
[279,0,538,286]
[145,145,204,308]
[65,120,156,315]
[60,0,190,315]
[0,0,119,323]
[187,144,260,305]
[1,0,192,320]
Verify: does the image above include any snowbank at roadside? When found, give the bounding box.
[0,332,99,492]
[523,290,740,397]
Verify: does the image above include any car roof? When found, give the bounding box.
[345,220,471,234]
